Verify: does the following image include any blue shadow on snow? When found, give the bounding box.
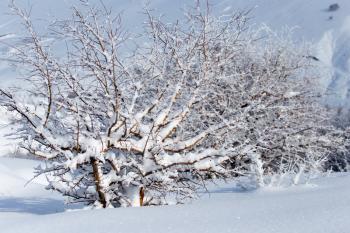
[0,197,65,215]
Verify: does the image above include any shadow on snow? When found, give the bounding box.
[0,197,65,215]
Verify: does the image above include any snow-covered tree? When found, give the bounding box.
[0,1,341,207]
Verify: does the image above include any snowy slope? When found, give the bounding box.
[0,0,349,91]
[0,158,64,215]
[219,0,350,104]
[0,157,349,233]
[0,0,349,87]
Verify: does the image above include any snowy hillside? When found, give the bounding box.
[0,0,350,100]
[0,157,349,233]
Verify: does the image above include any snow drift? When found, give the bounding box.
[0,157,349,233]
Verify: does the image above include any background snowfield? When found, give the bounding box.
[0,0,350,232]
[1,0,350,99]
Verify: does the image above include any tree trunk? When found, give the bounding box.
[139,187,144,206]
[91,157,107,208]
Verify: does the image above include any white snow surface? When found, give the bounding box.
[0,157,349,233]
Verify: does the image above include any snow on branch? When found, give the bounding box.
[0,0,343,208]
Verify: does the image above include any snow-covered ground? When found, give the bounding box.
[0,157,349,233]
[0,158,64,214]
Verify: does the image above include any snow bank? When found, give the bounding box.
[0,157,349,233]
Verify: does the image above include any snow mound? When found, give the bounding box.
[0,157,350,233]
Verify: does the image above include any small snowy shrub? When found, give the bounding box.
[0,1,341,207]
